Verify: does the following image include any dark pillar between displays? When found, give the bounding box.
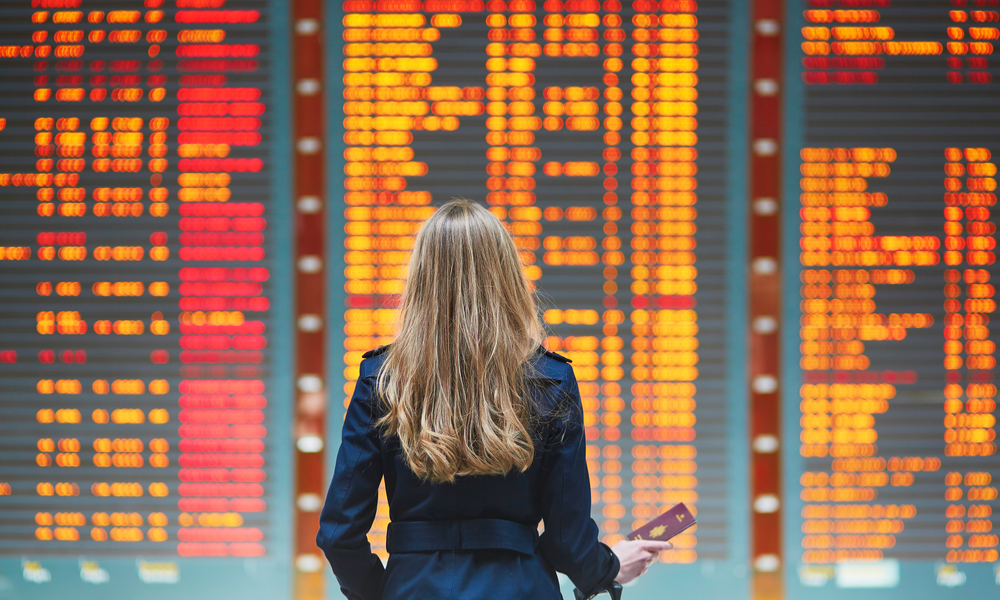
[748,0,785,599]
[292,0,329,598]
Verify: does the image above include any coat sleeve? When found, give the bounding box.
[537,365,620,596]
[316,362,385,600]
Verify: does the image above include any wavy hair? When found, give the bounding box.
[375,199,545,483]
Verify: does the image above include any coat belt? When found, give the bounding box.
[386,518,538,555]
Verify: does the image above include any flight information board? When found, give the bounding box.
[0,0,292,597]
[330,0,750,597]
[783,1,1000,597]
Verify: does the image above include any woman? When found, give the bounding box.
[317,199,671,599]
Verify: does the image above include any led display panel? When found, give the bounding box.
[330,1,750,597]
[783,2,1000,597]
[0,0,292,597]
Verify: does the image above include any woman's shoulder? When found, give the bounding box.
[528,344,574,380]
[526,346,579,420]
[359,344,392,378]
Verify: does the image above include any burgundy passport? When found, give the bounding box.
[626,502,697,542]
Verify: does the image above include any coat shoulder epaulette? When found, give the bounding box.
[362,344,391,359]
[539,347,572,363]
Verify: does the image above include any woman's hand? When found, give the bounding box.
[610,539,673,585]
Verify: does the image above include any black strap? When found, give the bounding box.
[386,518,538,555]
[574,581,623,600]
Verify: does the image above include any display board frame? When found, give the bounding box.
[781,2,1000,598]
[0,0,296,597]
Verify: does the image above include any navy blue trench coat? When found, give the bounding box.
[317,345,620,600]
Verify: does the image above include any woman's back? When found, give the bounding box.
[317,345,619,600]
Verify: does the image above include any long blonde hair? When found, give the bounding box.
[375,199,545,483]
